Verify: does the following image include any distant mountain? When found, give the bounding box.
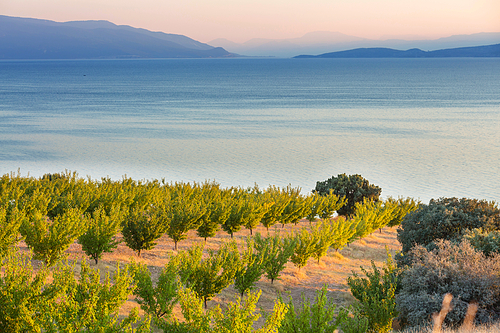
[209,32,500,58]
[294,44,500,58]
[0,15,234,59]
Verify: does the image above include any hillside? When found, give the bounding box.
[294,43,500,58]
[0,15,234,59]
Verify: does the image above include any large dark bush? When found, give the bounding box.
[397,197,500,255]
[396,240,500,329]
[313,174,381,217]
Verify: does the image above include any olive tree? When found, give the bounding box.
[314,174,381,217]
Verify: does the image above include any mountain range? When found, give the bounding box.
[1,15,500,59]
[294,44,500,58]
[210,31,500,58]
[0,15,233,59]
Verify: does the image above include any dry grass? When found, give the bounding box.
[17,220,401,329]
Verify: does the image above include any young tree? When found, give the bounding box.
[328,217,356,252]
[20,207,85,266]
[197,188,231,241]
[290,228,317,270]
[253,232,297,284]
[131,256,180,329]
[78,205,122,264]
[348,252,399,333]
[280,186,311,228]
[180,241,242,308]
[310,220,338,264]
[222,190,246,238]
[384,197,420,228]
[261,186,291,231]
[0,251,150,332]
[348,200,396,244]
[0,203,23,257]
[278,285,349,333]
[243,193,272,235]
[314,174,381,217]
[234,238,265,297]
[306,193,325,223]
[122,208,166,257]
[164,288,287,333]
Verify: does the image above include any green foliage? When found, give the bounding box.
[166,183,206,249]
[122,208,166,256]
[347,252,398,333]
[253,232,297,284]
[131,257,180,329]
[338,310,370,333]
[0,250,150,332]
[260,186,291,231]
[385,196,420,228]
[20,207,85,266]
[242,191,272,235]
[77,205,122,264]
[319,191,346,220]
[328,217,356,251]
[310,218,356,263]
[234,237,265,297]
[464,227,500,256]
[348,200,396,244]
[280,187,313,227]
[314,174,381,217]
[278,285,349,333]
[290,228,316,269]
[221,189,247,238]
[197,186,231,241]
[164,288,287,333]
[396,240,500,329]
[180,241,242,308]
[397,197,500,256]
[0,202,23,257]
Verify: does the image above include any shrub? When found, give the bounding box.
[396,240,500,329]
[347,252,399,333]
[314,174,381,217]
[463,228,500,257]
[397,197,500,255]
[278,285,349,333]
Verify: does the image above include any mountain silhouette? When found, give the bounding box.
[0,15,234,59]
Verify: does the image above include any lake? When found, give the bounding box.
[1,58,499,203]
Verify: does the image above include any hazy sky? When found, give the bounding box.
[2,0,500,43]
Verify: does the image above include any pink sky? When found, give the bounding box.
[2,0,499,43]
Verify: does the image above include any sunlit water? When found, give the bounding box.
[1,58,499,203]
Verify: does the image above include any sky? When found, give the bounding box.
[2,0,500,43]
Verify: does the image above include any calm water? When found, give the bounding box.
[1,58,499,203]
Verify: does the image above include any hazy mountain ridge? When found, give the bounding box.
[294,44,500,58]
[209,31,500,58]
[0,15,233,59]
